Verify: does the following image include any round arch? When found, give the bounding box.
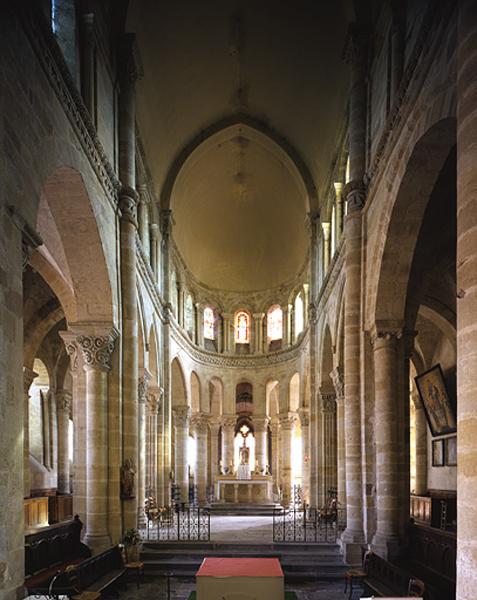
[171,357,188,407]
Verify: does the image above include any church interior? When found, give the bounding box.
[1,0,476,599]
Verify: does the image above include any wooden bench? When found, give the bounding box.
[59,545,126,598]
[25,515,91,595]
[363,553,411,597]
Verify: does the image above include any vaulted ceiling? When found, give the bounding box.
[127,0,352,291]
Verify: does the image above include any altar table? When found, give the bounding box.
[196,557,284,600]
[215,475,273,504]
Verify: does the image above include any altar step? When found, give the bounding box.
[140,541,348,581]
[208,502,281,516]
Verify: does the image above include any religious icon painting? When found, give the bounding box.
[415,364,456,437]
[445,436,457,467]
[432,439,445,467]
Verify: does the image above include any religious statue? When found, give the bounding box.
[120,459,136,499]
[239,442,250,465]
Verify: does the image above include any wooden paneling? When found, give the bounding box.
[410,494,432,525]
[24,497,49,530]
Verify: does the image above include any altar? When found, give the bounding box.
[215,474,273,504]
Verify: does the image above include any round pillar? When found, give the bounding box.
[253,416,269,474]
[56,390,72,495]
[173,406,190,503]
[23,367,38,498]
[278,413,296,506]
[221,415,236,474]
[191,414,208,504]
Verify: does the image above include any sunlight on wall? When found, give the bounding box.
[188,435,197,471]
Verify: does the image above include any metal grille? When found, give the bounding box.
[273,505,346,543]
[141,505,210,542]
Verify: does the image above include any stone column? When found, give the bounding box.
[371,329,401,559]
[254,416,269,474]
[320,391,337,504]
[23,367,38,498]
[252,313,264,354]
[173,406,190,503]
[322,222,331,273]
[270,418,280,494]
[195,303,204,347]
[334,182,344,241]
[56,390,72,494]
[299,409,310,504]
[149,386,164,506]
[222,313,233,353]
[137,184,150,262]
[456,5,477,596]
[412,392,428,496]
[341,23,368,563]
[137,371,150,510]
[79,10,95,115]
[177,285,184,328]
[150,223,159,283]
[191,414,208,504]
[330,367,346,508]
[209,417,221,490]
[282,306,290,348]
[278,413,296,506]
[71,330,118,551]
[146,394,159,500]
[118,34,143,531]
[221,415,236,475]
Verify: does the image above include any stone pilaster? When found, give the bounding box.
[253,416,269,474]
[320,391,337,505]
[150,223,159,283]
[371,327,402,560]
[221,415,236,474]
[209,417,221,489]
[252,313,265,354]
[334,182,344,241]
[146,393,159,500]
[298,409,310,504]
[137,370,151,510]
[23,367,38,498]
[270,418,280,494]
[330,367,346,508]
[322,222,331,273]
[67,329,118,552]
[456,4,477,597]
[191,414,208,503]
[195,302,204,347]
[173,406,190,503]
[278,413,297,506]
[56,389,72,494]
[222,313,233,353]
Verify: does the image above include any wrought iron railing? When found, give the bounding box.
[141,505,210,542]
[273,505,346,543]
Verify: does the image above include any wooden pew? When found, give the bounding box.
[362,553,410,597]
[25,515,91,595]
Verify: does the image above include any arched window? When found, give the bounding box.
[184,293,194,337]
[294,293,304,340]
[267,305,283,341]
[203,307,215,340]
[235,311,250,344]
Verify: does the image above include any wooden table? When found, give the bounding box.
[196,557,284,600]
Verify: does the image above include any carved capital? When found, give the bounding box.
[306,211,320,240]
[330,366,344,400]
[253,416,269,432]
[308,302,318,325]
[190,413,209,434]
[75,330,118,371]
[344,180,366,212]
[56,390,72,413]
[138,369,152,403]
[298,408,310,428]
[320,391,337,413]
[119,187,138,227]
[146,394,160,414]
[23,367,38,394]
[173,406,191,428]
[208,416,221,433]
[370,323,404,348]
[278,412,297,430]
[221,415,237,430]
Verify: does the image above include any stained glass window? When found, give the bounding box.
[204,306,215,340]
[267,305,283,341]
[294,293,304,339]
[235,311,250,343]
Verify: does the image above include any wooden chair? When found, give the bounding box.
[344,549,372,599]
[408,577,425,597]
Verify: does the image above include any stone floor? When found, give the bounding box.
[120,577,357,600]
[210,515,274,542]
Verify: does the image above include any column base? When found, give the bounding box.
[340,528,365,565]
[371,532,401,560]
[83,532,112,553]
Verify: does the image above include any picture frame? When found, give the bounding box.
[432,439,445,467]
[415,364,456,437]
[445,436,457,467]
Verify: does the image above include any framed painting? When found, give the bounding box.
[445,436,457,467]
[415,364,456,437]
[432,439,444,467]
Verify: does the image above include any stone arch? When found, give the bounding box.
[371,119,456,328]
[171,357,188,407]
[190,371,201,413]
[266,380,279,417]
[319,323,334,394]
[36,166,114,324]
[161,114,318,213]
[209,377,224,416]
